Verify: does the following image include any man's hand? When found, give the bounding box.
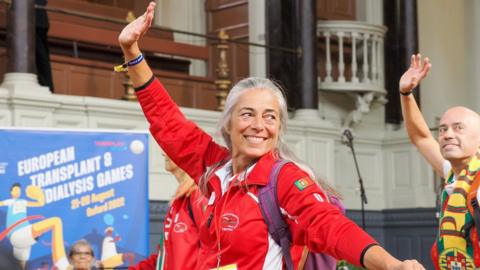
[118,1,156,52]
[391,260,425,270]
[399,54,431,94]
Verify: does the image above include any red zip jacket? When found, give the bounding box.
[129,189,206,270]
[129,253,158,270]
[135,77,377,269]
[162,189,206,270]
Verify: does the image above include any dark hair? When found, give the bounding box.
[10,183,21,191]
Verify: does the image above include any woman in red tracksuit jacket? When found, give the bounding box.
[130,156,207,270]
[119,2,426,270]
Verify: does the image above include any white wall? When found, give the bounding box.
[154,0,207,77]
[465,0,480,112]
[417,0,472,126]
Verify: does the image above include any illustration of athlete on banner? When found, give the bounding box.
[0,128,149,270]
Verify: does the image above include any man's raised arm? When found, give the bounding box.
[399,54,445,177]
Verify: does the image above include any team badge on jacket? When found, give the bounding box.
[294,177,313,191]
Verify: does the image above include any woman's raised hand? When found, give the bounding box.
[399,54,431,95]
[118,1,156,52]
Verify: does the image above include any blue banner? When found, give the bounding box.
[0,128,149,270]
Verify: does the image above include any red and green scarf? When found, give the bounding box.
[432,153,480,270]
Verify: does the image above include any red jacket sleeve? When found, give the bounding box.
[276,163,377,267]
[135,77,229,182]
[128,253,158,270]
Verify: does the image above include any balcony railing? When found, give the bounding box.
[316,21,387,128]
[317,20,387,94]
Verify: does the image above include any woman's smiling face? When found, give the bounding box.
[228,87,281,165]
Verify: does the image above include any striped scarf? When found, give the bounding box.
[434,152,480,270]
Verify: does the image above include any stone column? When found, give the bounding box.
[6,0,54,92]
[266,0,299,111]
[266,0,331,125]
[6,0,35,73]
[384,0,419,124]
[295,0,319,120]
[1,0,52,111]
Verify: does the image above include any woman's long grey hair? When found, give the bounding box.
[200,77,339,198]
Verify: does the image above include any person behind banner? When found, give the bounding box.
[129,155,207,270]
[399,54,480,269]
[69,239,102,270]
[118,2,426,269]
[0,183,70,270]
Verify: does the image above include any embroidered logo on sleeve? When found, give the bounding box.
[294,177,313,191]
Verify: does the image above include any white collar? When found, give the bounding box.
[214,159,257,195]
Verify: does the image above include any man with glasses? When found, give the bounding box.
[69,239,102,270]
[400,54,480,270]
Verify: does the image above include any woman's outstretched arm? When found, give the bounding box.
[118,1,155,87]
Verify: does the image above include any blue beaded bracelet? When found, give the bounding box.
[114,54,144,72]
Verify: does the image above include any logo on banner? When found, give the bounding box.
[130,140,145,155]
